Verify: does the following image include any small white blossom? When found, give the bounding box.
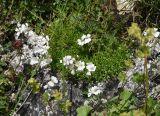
[77,39,85,46]
[51,76,58,83]
[88,86,103,97]
[71,70,75,75]
[143,28,160,38]
[63,55,75,66]
[47,81,54,87]
[153,28,160,38]
[86,62,96,72]
[40,58,52,68]
[15,23,29,39]
[75,61,85,71]
[86,71,91,76]
[84,34,91,44]
[77,34,91,46]
[43,85,48,89]
[30,57,39,65]
[86,62,96,75]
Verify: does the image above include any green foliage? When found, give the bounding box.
[52,90,63,101]
[42,92,49,105]
[124,59,134,68]
[59,100,72,114]
[118,72,127,82]
[0,61,11,115]
[0,96,8,115]
[120,110,145,116]
[128,23,142,40]
[76,105,92,116]
[128,23,157,114]
[28,78,40,93]
[132,73,144,84]
[105,90,135,115]
[48,10,130,81]
[1,0,160,115]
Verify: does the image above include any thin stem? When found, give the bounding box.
[144,52,149,115]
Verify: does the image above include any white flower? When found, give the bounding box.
[71,70,75,75]
[60,60,62,63]
[33,46,44,54]
[47,81,54,87]
[28,30,35,37]
[11,23,52,74]
[77,39,85,46]
[10,55,24,73]
[86,71,91,76]
[30,57,39,65]
[86,62,96,75]
[43,84,48,89]
[155,43,160,52]
[20,23,28,34]
[81,34,87,40]
[84,38,91,44]
[86,63,96,72]
[153,28,160,38]
[27,35,38,45]
[15,65,24,73]
[40,58,52,68]
[143,31,147,36]
[88,86,103,97]
[75,61,85,71]
[77,34,91,46]
[63,55,75,66]
[15,23,29,39]
[84,34,91,44]
[51,76,58,83]
[88,93,92,97]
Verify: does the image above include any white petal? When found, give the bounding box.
[86,71,91,76]
[86,34,91,38]
[88,93,91,97]
[84,38,91,44]
[30,57,39,65]
[81,35,87,40]
[40,58,52,68]
[43,85,48,89]
[77,39,84,46]
[47,81,54,87]
[71,70,75,75]
[51,76,58,83]
[154,32,160,38]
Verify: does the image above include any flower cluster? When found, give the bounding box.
[43,76,58,89]
[60,55,96,75]
[88,83,104,97]
[9,23,52,73]
[77,34,91,46]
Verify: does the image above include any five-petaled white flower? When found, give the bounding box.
[88,86,103,97]
[86,62,96,75]
[77,34,91,46]
[75,61,85,71]
[51,76,58,83]
[63,55,75,66]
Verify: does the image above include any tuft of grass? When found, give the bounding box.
[47,6,130,81]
